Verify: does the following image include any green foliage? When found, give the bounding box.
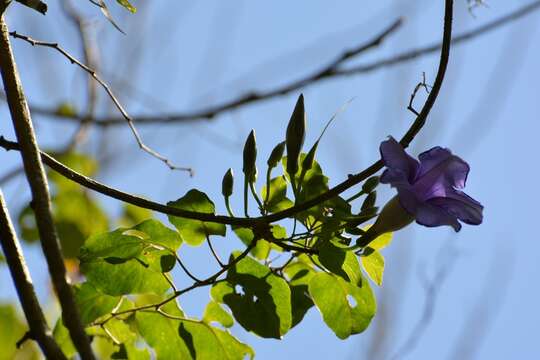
[79,219,181,295]
[212,253,292,339]
[5,94,405,358]
[167,189,226,246]
[116,0,137,13]
[308,272,376,339]
[18,152,109,258]
[0,304,39,359]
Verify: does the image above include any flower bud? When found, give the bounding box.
[222,168,234,198]
[286,94,306,177]
[356,195,414,248]
[267,141,286,169]
[243,130,257,182]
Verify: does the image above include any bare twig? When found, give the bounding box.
[0,17,95,360]
[206,234,225,267]
[407,72,431,116]
[0,191,67,359]
[9,31,192,174]
[29,18,405,125]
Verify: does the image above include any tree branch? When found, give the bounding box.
[9,31,192,174]
[0,190,66,359]
[24,1,540,126]
[0,16,95,360]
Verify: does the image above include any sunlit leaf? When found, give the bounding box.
[203,301,234,328]
[79,229,170,295]
[74,282,121,325]
[318,241,362,285]
[261,176,293,213]
[308,273,376,339]
[0,304,39,359]
[167,190,226,246]
[361,249,385,286]
[116,0,136,13]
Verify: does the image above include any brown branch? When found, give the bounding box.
[28,18,405,125]
[0,191,67,359]
[0,17,95,360]
[8,31,192,175]
[26,1,540,126]
[14,0,47,14]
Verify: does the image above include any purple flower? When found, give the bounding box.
[379,137,483,232]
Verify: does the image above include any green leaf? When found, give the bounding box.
[212,253,292,339]
[116,0,136,13]
[167,189,226,246]
[203,301,234,328]
[261,175,294,213]
[232,226,271,260]
[308,273,376,339]
[55,101,77,117]
[137,301,253,360]
[366,229,393,250]
[79,229,170,295]
[74,282,121,325]
[361,249,385,286]
[132,219,182,250]
[318,241,362,285]
[177,320,254,360]
[136,310,192,359]
[283,261,316,327]
[0,304,39,359]
[53,318,77,358]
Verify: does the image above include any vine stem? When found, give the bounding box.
[0,15,95,360]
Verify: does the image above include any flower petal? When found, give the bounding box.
[379,137,419,184]
[428,191,483,226]
[417,146,470,190]
[414,202,462,232]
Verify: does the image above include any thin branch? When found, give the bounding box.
[206,234,225,268]
[9,31,192,174]
[0,17,95,360]
[28,18,405,125]
[27,1,540,126]
[0,190,67,359]
[15,0,47,14]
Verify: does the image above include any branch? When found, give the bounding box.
[0,17,95,360]
[9,31,192,174]
[28,18,404,125]
[0,191,67,359]
[0,0,453,230]
[27,1,540,126]
[15,0,47,14]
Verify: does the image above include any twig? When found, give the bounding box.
[0,17,95,360]
[407,72,431,116]
[27,1,540,126]
[28,18,404,125]
[0,191,67,359]
[9,31,192,174]
[15,0,47,14]
[206,234,225,267]
[174,253,203,283]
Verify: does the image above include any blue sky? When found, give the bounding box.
[1,1,539,359]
